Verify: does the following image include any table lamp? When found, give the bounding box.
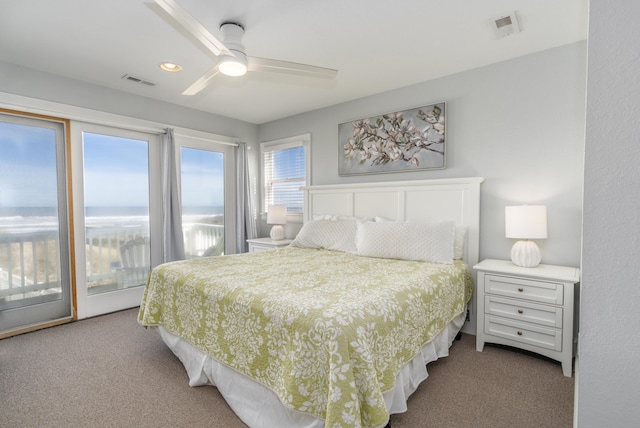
[267,205,287,240]
[505,205,547,267]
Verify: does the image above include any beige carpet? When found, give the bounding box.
[0,308,574,427]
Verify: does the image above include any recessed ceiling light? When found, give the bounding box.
[159,62,182,72]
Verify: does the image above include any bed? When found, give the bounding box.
[138,177,483,428]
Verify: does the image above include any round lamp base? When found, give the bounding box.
[270,225,285,241]
[510,240,541,268]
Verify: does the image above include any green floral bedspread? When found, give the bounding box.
[138,247,473,428]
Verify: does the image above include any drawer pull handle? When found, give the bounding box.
[517,309,524,314]
[517,331,523,336]
[518,287,524,292]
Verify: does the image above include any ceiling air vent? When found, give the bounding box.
[491,11,521,38]
[121,74,156,87]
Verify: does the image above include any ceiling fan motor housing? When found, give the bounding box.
[220,23,246,54]
[218,23,247,75]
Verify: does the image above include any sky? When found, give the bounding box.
[0,121,225,210]
[179,146,224,209]
[83,132,151,207]
[0,121,59,208]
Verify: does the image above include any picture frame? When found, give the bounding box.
[338,102,446,176]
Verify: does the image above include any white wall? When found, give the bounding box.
[577,1,640,426]
[258,42,587,269]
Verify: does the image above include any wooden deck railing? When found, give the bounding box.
[0,223,224,304]
[0,231,60,305]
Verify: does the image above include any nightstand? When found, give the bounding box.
[246,237,293,252]
[474,259,580,377]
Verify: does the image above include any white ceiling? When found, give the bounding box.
[0,0,588,124]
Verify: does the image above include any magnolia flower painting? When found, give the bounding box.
[338,102,446,175]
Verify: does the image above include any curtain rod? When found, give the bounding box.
[172,129,239,147]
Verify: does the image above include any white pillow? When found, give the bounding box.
[454,225,468,260]
[356,221,455,264]
[290,219,358,253]
[375,218,466,259]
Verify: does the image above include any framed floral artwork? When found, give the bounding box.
[338,102,445,176]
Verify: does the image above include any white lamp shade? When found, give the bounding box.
[267,205,287,225]
[505,205,547,239]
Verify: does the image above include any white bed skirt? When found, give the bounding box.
[157,311,466,428]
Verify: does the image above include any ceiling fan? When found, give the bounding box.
[154,0,338,95]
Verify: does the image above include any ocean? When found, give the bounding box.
[0,206,224,234]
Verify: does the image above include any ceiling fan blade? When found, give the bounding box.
[182,65,221,95]
[247,57,338,79]
[154,0,232,57]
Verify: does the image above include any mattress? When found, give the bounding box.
[138,247,473,427]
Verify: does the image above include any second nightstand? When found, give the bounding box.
[246,237,293,252]
[474,259,580,377]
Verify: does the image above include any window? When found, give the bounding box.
[174,132,236,258]
[180,147,226,258]
[261,134,310,216]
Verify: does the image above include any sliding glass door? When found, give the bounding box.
[72,123,161,318]
[0,112,73,335]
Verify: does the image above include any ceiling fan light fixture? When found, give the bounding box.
[154,7,337,94]
[218,53,247,77]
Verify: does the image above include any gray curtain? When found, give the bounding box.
[235,142,257,253]
[161,128,185,262]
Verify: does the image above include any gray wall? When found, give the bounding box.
[578,1,640,426]
[259,42,587,269]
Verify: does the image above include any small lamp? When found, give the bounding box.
[505,205,547,268]
[267,205,287,241]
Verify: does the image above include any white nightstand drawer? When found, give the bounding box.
[485,295,563,328]
[485,316,562,351]
[485,274,563,305]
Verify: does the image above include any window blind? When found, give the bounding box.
[263,145,306,213]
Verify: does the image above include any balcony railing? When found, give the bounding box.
[0,223,224,306]
[0,231,61,309]
[183,223,225,257]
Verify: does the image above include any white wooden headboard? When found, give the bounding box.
[301,177,484,266]
[301,177,484,333]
